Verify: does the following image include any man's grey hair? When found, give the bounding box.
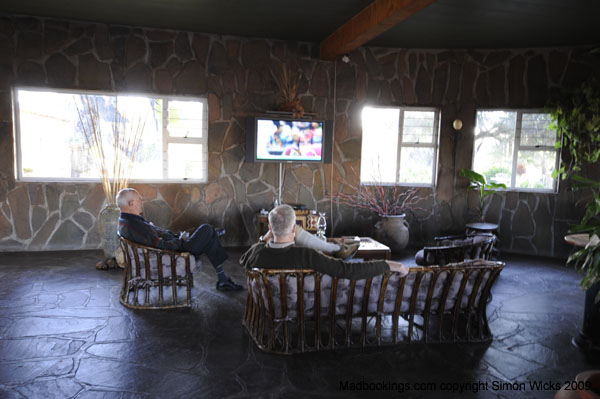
[115,188,139,210]
[268,204,296,237]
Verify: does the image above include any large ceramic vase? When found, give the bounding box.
[373,214,410,253]
[98,204,120,259]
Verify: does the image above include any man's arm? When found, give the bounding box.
[121,216,182,251]
[307,250,389,280]
[156,234,183,251]
[239,242,264,268]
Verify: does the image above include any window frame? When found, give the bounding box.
[473,108,560,193]
[12,86,209,184]
[360,105,441,187]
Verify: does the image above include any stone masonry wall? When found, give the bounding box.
[0,14,597,257]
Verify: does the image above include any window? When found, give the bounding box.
[360,106,440,185]
[13,88,208,182]
[473,110,559,191]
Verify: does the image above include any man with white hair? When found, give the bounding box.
[240,204,409,279]
[116,188,243,291]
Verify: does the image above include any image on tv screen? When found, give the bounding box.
[255,119,323,162]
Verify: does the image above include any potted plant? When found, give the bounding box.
[549,76,600,350]
[329,178,428,253]
[460,168,506,222]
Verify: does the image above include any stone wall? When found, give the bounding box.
[0,14,597,257]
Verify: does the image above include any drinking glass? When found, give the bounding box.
[317,212,327,241]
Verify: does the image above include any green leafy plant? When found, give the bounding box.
[562,175,600,301]
[549,77,600,180]
[549,76,600,300]
[460,168,507,221]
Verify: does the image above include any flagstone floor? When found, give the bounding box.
[0,249,598,398]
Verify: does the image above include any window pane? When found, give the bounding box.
[167,100,204,138]
[18,90,86,178]
[16,88,207,182]
[106,96,163,180]
[520,113,556,147]
[473,111,516,185]
[402,111,434,143]
[168,143,204,179]
[398,147,433,184]
[516,150,556,190]
[360,107,399,183]
[19,91,160,180]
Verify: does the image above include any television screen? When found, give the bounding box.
[255,119,323,162]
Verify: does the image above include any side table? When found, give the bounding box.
[256,213,269,241]
[465,222,499,235]
[255,210,318,241]
[329,237,391,260]
[466,222,500,258]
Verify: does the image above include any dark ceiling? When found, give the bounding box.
[1,0,599,50]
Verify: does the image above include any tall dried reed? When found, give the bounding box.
[75,95,146,205]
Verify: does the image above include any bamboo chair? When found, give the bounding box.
[118,235,200,309]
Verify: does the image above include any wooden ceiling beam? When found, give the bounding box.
[320,0,437,60]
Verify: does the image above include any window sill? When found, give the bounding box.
[16,178,208,184]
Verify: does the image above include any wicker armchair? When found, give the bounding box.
[415,234,497,266]
[118,235,201,309]
[243,260,504,354]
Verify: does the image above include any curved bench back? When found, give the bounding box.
[244,259,504,353]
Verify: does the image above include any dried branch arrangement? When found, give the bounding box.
[273,62,304,117]
[329,171,429,216]
[75,95,146,205]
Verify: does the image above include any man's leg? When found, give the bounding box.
[181,224,242,291]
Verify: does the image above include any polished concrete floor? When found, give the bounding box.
[0,249,598,399]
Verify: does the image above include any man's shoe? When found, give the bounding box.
[216,277,243,291]
[215,227,226,237]
[332,242,360,260]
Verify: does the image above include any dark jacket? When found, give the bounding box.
[239,242,389,280]
[118,212,182,251]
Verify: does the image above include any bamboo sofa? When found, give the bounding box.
[119,235,202,309]
[243,259,504,354]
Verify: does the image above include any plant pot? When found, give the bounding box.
[98,204,120,260]
[575,282,600,350]
[373,214,410,253]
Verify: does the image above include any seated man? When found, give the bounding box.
[116,188,243,291]
[240,204,408,279]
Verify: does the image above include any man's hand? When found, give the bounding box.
[386,260,409,277]
[259,230,273,243]
[179,231,190,241]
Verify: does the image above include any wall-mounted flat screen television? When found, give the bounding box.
[246,117,332,163]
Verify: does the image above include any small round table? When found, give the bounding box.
[466,222,500,257]
[465,222,499,235]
